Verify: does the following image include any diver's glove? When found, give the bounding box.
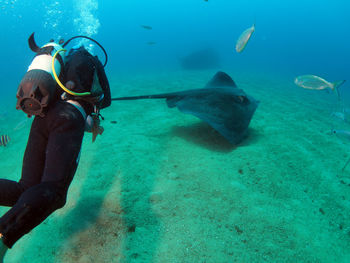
[85,114,104,143]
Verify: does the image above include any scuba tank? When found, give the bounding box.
[16,34,65,117]
[16,33,109,117]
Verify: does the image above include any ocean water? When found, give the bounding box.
[0,0,350,262]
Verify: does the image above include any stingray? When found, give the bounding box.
[111,71,259,144]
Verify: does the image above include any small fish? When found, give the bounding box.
[13,118,30,131]
[332,129,350,140]
[294,75,345,98]
[235,24,255,53]
[147,41,156,45]
[331,111,346,121]
[0,135,10,147]
[141,25,152,30]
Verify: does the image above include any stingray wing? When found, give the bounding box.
[166,87,258,144]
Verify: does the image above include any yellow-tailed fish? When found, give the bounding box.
[235,24,255,53]
[294,75,345,99]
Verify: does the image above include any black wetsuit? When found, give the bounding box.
[0,100,85,248]
[0,45,111,248]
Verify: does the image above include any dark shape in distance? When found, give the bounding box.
[179,48,220,70]
[112,72,259,145]
[0,135,10,147]
[141,25,152,30]
[147,42,156,45]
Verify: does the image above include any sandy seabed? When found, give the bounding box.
[1,68,350,263]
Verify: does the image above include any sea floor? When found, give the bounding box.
[1,68,350,262]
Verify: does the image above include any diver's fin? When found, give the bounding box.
[28,33,40,53]
[205,71,237,88]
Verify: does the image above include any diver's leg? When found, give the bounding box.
[19,115,48,188]
[0,237,7,263]
[0,116,48,261]
[0,102,85,249]
[0,116,47,207]
[0,180,24,208]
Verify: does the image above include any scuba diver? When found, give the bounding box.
[0,33,111,262]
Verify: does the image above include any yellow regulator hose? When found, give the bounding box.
[52,48,91,96]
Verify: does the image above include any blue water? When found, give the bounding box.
[1,0,349,83]
[1,1,350,262]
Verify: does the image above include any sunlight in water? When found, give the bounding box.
[73,0,100,52]
[43,1,63,40]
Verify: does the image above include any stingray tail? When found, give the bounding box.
[111,93,177,101]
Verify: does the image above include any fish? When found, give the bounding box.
[331,111,346,121]
[141,25,152,30]
[332,129,350,140]
[294,75,345,98]
[235,24,255,53]
[147,41,156,45]
[14,118,31,131]
[0,135,10,147]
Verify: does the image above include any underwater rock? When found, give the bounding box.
[179,48,220,70]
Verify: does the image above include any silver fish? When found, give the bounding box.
[235,24,255,53]
[332,129,350,139]
[295,75,345,93]
[331,111,345,121]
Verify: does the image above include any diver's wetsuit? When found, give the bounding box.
[0,100,85,248]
